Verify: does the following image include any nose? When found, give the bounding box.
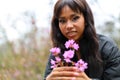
[66,21,73,30]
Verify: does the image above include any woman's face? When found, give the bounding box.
[58,5,85,41]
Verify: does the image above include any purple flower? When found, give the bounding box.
[51,59,56,65]
[65,40,74,49]
[63,50,74,62]
[50,59,57,68]
[73,43,79,50]
[63,50,74,59]
[50,47,60,56]
[49,39,88,70]
[64,58,71,62]
[75,59,88,72]
[65,39,79,50]
[55,57,61,62]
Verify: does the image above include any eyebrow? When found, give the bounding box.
[59,13,79,19]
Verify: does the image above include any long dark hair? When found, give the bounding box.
[51,0,103,78]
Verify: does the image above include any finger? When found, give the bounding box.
[52,71,79,77]
[52,77,77,80]
[53,67,78,72]
[76,72,91,80]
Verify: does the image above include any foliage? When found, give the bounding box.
[0,11,52,80]
[0,51,48,80]
[0,34,51,80]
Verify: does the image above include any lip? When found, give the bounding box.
[66,31,77,37]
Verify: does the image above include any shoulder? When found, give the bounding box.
[97,34,118,50]
[97,34,117,47]
[97,34,120,60]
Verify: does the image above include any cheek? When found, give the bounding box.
[77,22,85,37]
[79,20,85,32]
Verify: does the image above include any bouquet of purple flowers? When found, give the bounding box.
[50,40,88,72]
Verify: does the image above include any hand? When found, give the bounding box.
[46,66,91,80]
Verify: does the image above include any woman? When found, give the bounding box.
[44,0,120,80]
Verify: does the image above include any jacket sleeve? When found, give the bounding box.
[101,37,120,80]
[44,53,54,80]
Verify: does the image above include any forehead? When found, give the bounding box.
[59,5,79,18]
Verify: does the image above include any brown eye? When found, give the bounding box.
[59,19,66,24]
[72,16,80,22]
